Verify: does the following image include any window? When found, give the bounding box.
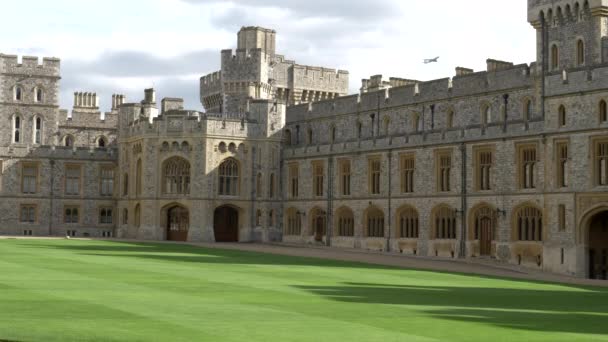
[33,117,42,144]
[595,140,608,186]
[35,88,43,103]
[476,149,493,191]
[366,207,385,238]
[64,135,74,147]
[136,159,142,196]
[285,208,302,236]
[64,207,80,224]
[551,44,559,70]
[284,130,292,146]
[22,164,38,194]
[313,162,324,197]
[413,113,422,132]
[100,208,113,224]
[289,163,299,198]
[134,204,141,228]
[123,174,129,196]
[268,210,275,227]
[98,137,107,148]
[524,99,532,121]
[14,86,22,101]
[433,206,457,240]
[356,121,362,138]
[577,39,585,66]
[400,154,415,193]
[256,173,263,198]
[339,160,351,196]
[269,173,276,198]
[369,158,381,195]
[558,105,566,127]
[65,165,81,196]
[336,207,354,237]
[482,104,491,125]
[398,207,419,239]
[100,167,115,196]
[330,125,336,143]
[516,206,543,241]
[20,205,36,223]
[162,157,190,195]
[218,158,239,196]
[436,151,452,192]
[122,208,128,225]
[600,100,607,123]
[558,204,566,231]
[519,145,537,189]
[256,210,262,226]
[556,142,569,188]
[446,110,454,129]
[382,117,390,135]
[13,116,21,143]
[307,128,313,145]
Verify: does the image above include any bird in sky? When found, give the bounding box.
[424,57,440,64]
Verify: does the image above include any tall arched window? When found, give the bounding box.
[307,128,313,145]
[14,86,22,101]
[268,210,275,227]
[13,115,21,143]
[398,206,419,239]
[516,206,543,241]
[134,204,141,228]
[413,113,422,132]
[600,100,607,123]
[577,39,585,66]
[136,159,142,196]
[551,44,559,70]
[256,210,262,226]
[64,135,74,147]
[482,104,491,125]
[558,105,566,127]
[34,87,44,103]
[256,173,263,198]
[162,157,190,195]
[97,137,107,148]
[523,99,532,121]
[284,129,292,146]
[336,207,354,237]
[285,208,301,236]
[365,207,385,238]
[356,121,362,138]
[219,158,239,196]
[446,110,454,129]
[33,116,42,145]
[269,173,275,198]
[383,116,390,135]
[123,173,129,196]
[330,125,336,143]
[433,205,457,240]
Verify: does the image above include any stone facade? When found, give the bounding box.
[1,1,608,279]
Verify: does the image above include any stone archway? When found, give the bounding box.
[166,205,189,242]
[588,211,608,280]
[214,205,239,242]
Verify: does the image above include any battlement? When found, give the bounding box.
[221,48,265,62]
[361,75,419,93]
[527,0,605,27]
[0,54,60,76]
[286,62,534,123]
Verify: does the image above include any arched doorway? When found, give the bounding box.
[167,206,189,242]
[589,211,608,280]
[310,208,326,242]
[214,206,239,242]
[471,205,497,257]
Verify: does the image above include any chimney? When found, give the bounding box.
[144,88,156,104]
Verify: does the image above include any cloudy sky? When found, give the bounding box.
[0,0,535,112]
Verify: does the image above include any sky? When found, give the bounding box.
[0,0,536,112]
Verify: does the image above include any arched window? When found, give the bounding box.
[551,44,559,70]
[336,207,354,237]
[600,100,607,123]
[123,173,129,196]
[269,173,275,198]
[482,104,491,125]
[330,125,336,143]
[14,86,22,101]
[256,210,262,226]
[64,135,74,147]
[446,110,454,129]
[162,157,190,195]
[433,205,457,240]
[398,206,419,239]
[558,105,566,127]
[134,204,141,228]
[13,115,21,143]
[285,208,301,236]
[136,159,142,196]
[218,158,239,196]
[383,116,390,135]
[413,113,422,132]
[577,40,585,66]
[33,116,42,145]
[35,87,44,103]
[523,99,532,121]
[307,128,313,145]
[516,206,543,241]
[98,137,107,148]
[284,129,292,146]
[256,173,263,198]
[268,210,275,227]
[122,208,128,225]
[356,121,363,138]
[365,207,385,238]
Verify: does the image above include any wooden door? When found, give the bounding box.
[314,217,325,242]
[167,207,189,242]
[214,206,239,242]
[479,217,492,256]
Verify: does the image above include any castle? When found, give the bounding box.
[1,0,608,280]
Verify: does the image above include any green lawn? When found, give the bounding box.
[1,239,607,342]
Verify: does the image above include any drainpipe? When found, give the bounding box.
[250,146,257,241]
[459,143,467,258]
[327,157,334,246]
[387,150,393,253]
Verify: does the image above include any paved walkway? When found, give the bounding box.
[2,236,607,288]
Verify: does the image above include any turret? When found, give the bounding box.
[237,26,276,57]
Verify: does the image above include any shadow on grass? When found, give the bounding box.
[293,282,608,335]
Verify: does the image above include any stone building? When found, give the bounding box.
[1,1,608,280]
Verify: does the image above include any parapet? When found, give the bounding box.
[527,0,605,27]
[0,54,60,76]
[161,98,184,114]
[361,75,418,93]
[487,59,514,72]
